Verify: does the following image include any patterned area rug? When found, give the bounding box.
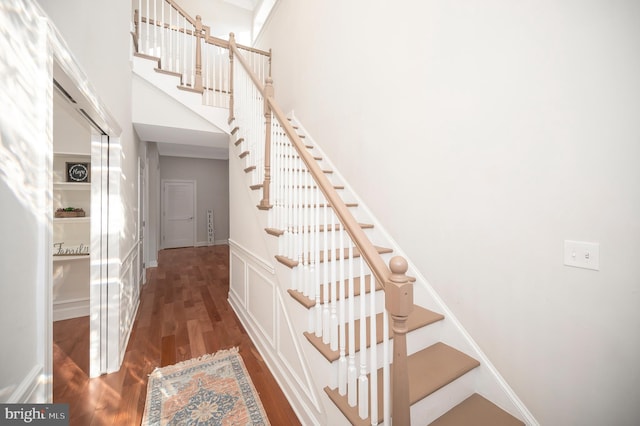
[142,347,270,425]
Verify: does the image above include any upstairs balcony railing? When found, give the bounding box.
[133,0,270,108]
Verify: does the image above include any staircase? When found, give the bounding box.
[132,1,533,424]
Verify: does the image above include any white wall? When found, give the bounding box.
[257,1,640,424]
[160,156,229,245]
[0,0,52,402]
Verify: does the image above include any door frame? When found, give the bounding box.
[50,32,123,379]
[161,179,197,249]
[138,157,147,285]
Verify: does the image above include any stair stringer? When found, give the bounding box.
[288,112,539,425]
[132,55,229,133]
[227,138,353,425]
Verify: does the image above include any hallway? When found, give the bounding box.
[53,245,300,425]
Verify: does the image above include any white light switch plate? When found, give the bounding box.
[564,240,600,271]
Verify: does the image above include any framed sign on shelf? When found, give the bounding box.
[66,162,90,183]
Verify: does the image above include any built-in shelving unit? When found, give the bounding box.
[52,151,91,320]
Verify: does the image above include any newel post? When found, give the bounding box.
[385,256,413,426]
[259,77,274,210]
[228,32,235,124]
[194,15,203,92]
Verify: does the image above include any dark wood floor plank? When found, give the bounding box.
[53,245,300,425]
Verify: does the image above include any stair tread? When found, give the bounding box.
[275,246,392,268]
[177,84,202,94]
[325,342,480,425]
[304,305,444,362]
[430,393,525,426]
[266,223,373,237]
[154,67,181,78]
[288,275,380,308]
[134,52,160,65]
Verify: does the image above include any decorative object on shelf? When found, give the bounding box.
[55,207,86,218]
[65,161,90,182]
[53,242,89,256]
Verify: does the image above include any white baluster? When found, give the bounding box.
[168,4,172,71]
[347,243,357,406]
[160,0,165,68]
[314,184,321,337]
[370,276,378,425]
[138,0,142,54]
[322,200,330,343]
[182,15,187,82]
[338,223,347,395]
[330,209,338,352]
[286,141,293,262]
[175,11,180,74]
[153,0,157,56]
[358,258,369,419]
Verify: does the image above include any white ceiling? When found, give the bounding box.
[222,0,259,11]
[133,123,229,160]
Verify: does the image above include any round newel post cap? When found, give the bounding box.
[389,256,408,279]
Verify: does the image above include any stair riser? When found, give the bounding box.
[410,368,479,425]
[302,292,387,334]
[315,323,444,372]
[279,255,379,279]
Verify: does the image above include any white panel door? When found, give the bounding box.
[163,180,196,249]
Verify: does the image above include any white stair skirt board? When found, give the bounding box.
[132,55,229,133]
[53,297,90,321]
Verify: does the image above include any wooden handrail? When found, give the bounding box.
[138,11,270,58]
[230,29,412,425]
[165,0,197,26]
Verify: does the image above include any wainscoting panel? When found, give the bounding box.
[228,240,323,424]
[246,265,275,346]
[230,252,246,306]
[119,243,141,364]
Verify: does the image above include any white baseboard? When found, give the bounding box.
[8,364,43,403]
[196,240,228,247]
[52,297,89,321]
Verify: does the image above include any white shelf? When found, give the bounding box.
[53,255,90,262]
[54,151,90,157]
[54,182,91,190]
[54,217,90,223]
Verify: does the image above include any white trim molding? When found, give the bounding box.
[52,297,90,321]
[7,364,44,403]
[228,239,275,274]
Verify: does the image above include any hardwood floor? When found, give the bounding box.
[53,245,300,425]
